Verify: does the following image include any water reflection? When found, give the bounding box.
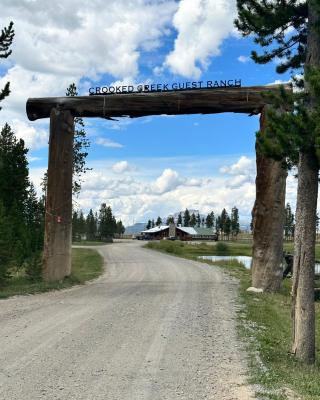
[198,255,320,274]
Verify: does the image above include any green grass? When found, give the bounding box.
[0,248,104,299]
[146,240,320,400]
[72,240,110,246]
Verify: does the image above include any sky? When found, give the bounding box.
[0,0,298,226]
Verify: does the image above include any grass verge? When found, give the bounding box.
[72,240,110,246]
[0,248,104,299]
[145,240,320,400]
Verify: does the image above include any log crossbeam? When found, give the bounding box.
[26,84,292,121]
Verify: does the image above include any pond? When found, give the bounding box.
[198,255,320,274]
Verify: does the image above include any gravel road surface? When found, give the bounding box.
[0,241,254,400]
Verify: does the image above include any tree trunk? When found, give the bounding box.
[252,108,287,292]
[291,0,320,364]
[291,151,317,363]
[43,108,74,282]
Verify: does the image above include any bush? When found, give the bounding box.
[215,242,230,254]
[25,253,42,281]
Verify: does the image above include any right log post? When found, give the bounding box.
[252,107,287,292]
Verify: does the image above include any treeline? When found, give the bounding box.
[72,204,125,241]
[0,124,45,284]
[146,207,240,238]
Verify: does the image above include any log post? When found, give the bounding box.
[252,107,287,292]
[43,108,74,282]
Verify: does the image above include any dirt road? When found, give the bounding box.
[0,241,253,399]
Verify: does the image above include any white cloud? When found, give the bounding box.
[220,156,254,176]
[152,168,183,194]
[164,0,236,78]
[238,55,250,63]
[2,0,177,80]
[0,0,178,142]
[112,161,134,174]
[27,154,301,227]
[10,119,49,150]
[96,137,123,148]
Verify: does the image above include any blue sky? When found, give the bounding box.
[0,0,295,225]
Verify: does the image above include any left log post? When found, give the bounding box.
[43,108,74,282]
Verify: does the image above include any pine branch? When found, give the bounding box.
[0,22,14,59]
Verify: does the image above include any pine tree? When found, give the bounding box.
[284,203,295,239]
[216,216,222,235]
[166,216,174,225]
[235,0,319,363]
[231,206,240,238]
[206,212,214,228]
[116,220,125,235]
[25,183,45,254]
[78,210,86,237]
[196,213,201,227]
[151,219,155,228]
[177,213,183,226]
[146,220,152,230]
[86,209,97,240]
[220,209,228,235]
[0,22,14,111]
[0,124,29,213]
[0,200,12,285]
[99,204,116,240]
[0,124,30,269]
[65,83,91,195]
[183,209,190,227]
[224,215,231,239]
[156,216,162,226]
[190,213,196,227]
[72,211,80,241]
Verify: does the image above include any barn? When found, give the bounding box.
[141,224,218,241]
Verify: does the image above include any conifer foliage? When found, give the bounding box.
[0,22,14,110]
[0,124,44,284]
[236,0,320,363]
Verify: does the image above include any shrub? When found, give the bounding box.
[215,242,230,254]
[25,253,42,281]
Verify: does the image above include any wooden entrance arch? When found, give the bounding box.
[26,84,291,289]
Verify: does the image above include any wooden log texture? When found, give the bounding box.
[26,84,292,121]
[43,108,74,282]
[251,107,287,292]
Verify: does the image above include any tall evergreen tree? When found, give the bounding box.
[66,83,91,195]
[216,216,222,235]
[220,209,228,234]
[0,124,30,269]
[224,215,231,239]
[0,123,29,213]
[235,0,319,363]
[183,209,190,227]
[99,204,116,239]
[190,213,196,227]
[156,216,162,226]
[86,209,97,240]
[177,213,183,226]
[196,213,201,227]
[206,212,214,228]
[0,22,14,111]
[0,200,12,285]
[166,216,174,225]
[146,219,152,230]
[72,211,80,241]
[231,206,240,237]
[284,203,295,239]
[116,220,125,235]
